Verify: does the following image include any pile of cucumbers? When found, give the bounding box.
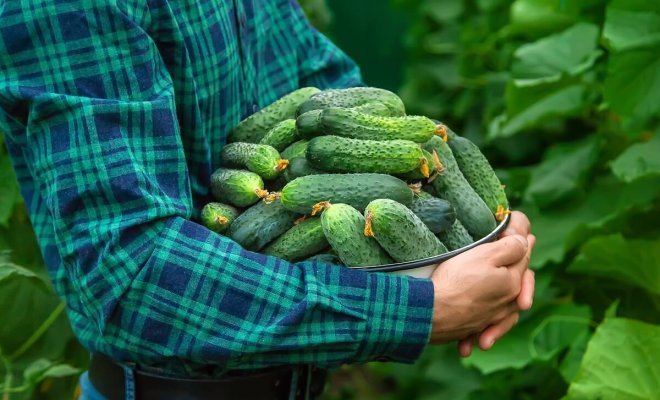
[202,87,509,268]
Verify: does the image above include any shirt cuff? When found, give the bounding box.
[349,268,435,364]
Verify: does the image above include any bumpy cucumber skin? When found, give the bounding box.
[226,199,299,251]
[348,102,392,116]
[423,136,496,239]
[366,199,448,262]
[409,191,456,234]
[283,157,326,182]
[228,87,320,143]
[438,220,474,251]
[321,203,393,267]
[299,107,436,143]
[259,119,298,152]
[220,142,283,180]
[306,136,423,174]
[295,110,322,139]
[210,168,264,207]
[296,103,394,138]
[263,217,329,261]
[281,173,413,214]
[297,87,406,117]
[445,129,508,214]
[281,139,309,160]
[200,202,240,233]
[398,149,436,180]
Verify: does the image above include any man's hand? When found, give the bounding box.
[456,211,535,356]
[429,232,529,343]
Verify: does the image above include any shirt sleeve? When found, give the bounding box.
[0,1,433,372]
[289,0,365,89]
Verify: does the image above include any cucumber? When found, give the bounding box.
[281,173,413,214]
[306,136,423,174]
[422,183,438,197]
[210,168,267,207]
[220,142,288,180]
[298,107,438,143]
[281,139,309,160]
[228,87,320,143]
[283,157,326,182]
[305,253,343,265]
[398,149,438,181]
[226,199,299,251]
[295,110,322,139]
[438,220,474,251]
[364,199,448,262]
[409,191,456,234]
[349,101,392,117]
[295,103,392,139]
[297,87,406,117]
[263,217,329,261]
[320,203,393,267]
[445,128,509,219]
[200,202,240,233]
[423,136,496,239]
[259,119,298,151]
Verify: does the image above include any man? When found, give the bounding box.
[0,1,535,399]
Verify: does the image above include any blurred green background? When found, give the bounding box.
[1,0,658,399]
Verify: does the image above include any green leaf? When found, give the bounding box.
[422,0,464,24]
[512,23,601,80]
[0,257,73,363]
[524,137,598,208]
[568,234,660,296]
[604,299,620,319]
[462,304,591,374]
[559,330,591,383]
[602,0,660,52]
[521,175,660,268]
[23,359,79,386]
[566,318,660,400]
[491,82,588,138]
[602,0,660,119]
[0,153,19,226]
[0,252,38,281]
[508,0,578,37]
[604,49,660,119]
[611,133,660,183]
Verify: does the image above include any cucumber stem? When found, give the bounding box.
[408,182,422,194]
[215,216,229,225]
[311,201,332,216]
[275,159,290,172]
[420,157,430,178]
[435,124,448,142]
[255,188,270,199]
[364,210,375,237]
[263,191,281,204]
[495,205,511,221]
[431,150,444,173]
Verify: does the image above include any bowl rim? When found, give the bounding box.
[353,213,511,272]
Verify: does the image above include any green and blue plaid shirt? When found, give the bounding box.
[0,0,434,376]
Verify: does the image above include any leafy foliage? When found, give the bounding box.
[0,137,87,399]
[323,0,659,398]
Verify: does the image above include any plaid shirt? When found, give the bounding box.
[0,0,434,376]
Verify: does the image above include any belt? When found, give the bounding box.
[88,353,327,400]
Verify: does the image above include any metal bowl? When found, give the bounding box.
[353,213,511,279]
